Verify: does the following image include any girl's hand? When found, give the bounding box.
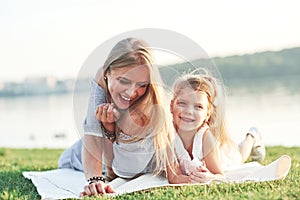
[95,103,120,123]
[80,181,115,197]
[190,165,215,183]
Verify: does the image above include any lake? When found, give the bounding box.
[0,83,299,148]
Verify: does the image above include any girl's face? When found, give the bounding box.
[172,87,210,134]
[106,65,150,110]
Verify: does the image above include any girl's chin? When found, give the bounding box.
[180,128,198,133]
[177,124,198,132]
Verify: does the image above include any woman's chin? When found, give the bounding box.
[114,100,130,110]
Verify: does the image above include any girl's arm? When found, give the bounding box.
[191,165,225,183]
[202,130,224,175]
[191,130,225,183]
[166,160,191,184]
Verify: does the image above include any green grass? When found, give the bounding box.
[0,147,299,199]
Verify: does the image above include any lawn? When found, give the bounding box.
[0,146,299,199]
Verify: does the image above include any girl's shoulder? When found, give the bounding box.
[201,126,218,146]
[196,124,210,137]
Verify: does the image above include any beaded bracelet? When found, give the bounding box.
[100,122,116,140]
[87,176,106,184]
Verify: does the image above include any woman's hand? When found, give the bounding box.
[80,181,115,197]
[96,103,120,134]
[96,103,120,124]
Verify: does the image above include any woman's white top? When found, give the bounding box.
[83,79,156,178]
[112,132,156,178]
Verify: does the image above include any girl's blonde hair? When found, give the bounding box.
[172,69,232,147]
[97,38,175,175]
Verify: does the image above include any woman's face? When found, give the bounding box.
[171,87,210,134]
[106,65,150,110]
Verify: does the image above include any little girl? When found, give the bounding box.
[167,70,266,183]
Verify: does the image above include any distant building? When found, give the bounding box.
[0,76,89,97]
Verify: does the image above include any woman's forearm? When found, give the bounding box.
[82,135,104,179]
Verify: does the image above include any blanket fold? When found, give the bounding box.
[23,155,291,199]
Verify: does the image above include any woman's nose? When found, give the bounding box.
[125,85,137,98]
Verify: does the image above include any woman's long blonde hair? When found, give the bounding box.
[171,69,232,147]
[96,37,176,175]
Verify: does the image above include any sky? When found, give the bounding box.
[0,0,299,82]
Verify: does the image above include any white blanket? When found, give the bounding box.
[23,155,291,199]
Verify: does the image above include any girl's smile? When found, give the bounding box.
[172,87,210,134]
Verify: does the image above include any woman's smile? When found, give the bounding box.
[106,65,150,110]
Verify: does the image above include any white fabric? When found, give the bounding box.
[23,169,86,199]
[175,125,243,174]
[219,143,243,170]
[22,169,172,199]
[224,155,291,182]
[174,126,208,175]
[112,134,155,178]
[23,155,291,199]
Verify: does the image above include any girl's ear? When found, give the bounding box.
[205,112,211,123]
[170,100,174,113]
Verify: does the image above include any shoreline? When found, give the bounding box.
[1,145,300,150]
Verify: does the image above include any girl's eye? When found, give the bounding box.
[195,105,203,110]
[178,101,186,106]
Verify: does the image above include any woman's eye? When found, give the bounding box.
[137,83,149,88]
[119,79,130,85]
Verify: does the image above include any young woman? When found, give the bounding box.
[167,70,266,183]
[58,38,176,196]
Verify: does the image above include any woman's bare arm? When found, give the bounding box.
[81,135,115,196]
[82,135,104,179]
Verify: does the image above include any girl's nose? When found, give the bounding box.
[183,105,193,114]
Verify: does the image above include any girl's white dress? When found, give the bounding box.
[174,125,242,175]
